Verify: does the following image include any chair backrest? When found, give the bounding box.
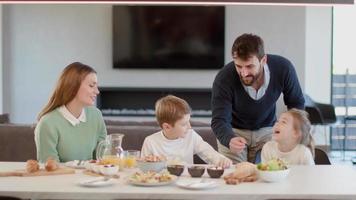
[314,148,331,165]
[304,94,337,125]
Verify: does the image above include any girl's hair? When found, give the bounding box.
[155,95,191,127]
[37,62,96,121]
[287,108,315,157]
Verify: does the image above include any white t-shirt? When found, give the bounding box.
[261,141,315,165]
[141,129,227,165]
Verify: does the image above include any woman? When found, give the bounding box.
[35,62,107,163]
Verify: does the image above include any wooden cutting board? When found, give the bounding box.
[0,167,75,177]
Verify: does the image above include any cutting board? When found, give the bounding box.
[0,167,75,177]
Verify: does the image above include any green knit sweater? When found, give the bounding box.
[35,106,107,163]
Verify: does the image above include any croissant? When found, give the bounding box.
[223,162,257,185]
[45,158,58,171]
[26,159,40,173]
[232,162,257,179]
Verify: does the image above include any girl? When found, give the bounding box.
[261,108,315,165]
[35,62,107,163]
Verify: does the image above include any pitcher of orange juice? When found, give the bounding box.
[96,134,124,168]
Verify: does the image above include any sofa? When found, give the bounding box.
[0,116,217,164]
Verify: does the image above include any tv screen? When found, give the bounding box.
[113,6,225,69]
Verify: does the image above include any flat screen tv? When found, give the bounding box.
[113,6,225,69]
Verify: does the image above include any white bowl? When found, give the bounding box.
[136,160,166,172]
[100,165,119,176]
[85,160,97,171]
[92,164,102,174]
[258,168,290,182]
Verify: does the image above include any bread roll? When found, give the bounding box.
[232,162,257,179]
[26,159,40,173]
[45,158,58,171]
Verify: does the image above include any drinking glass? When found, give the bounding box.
[123,150,140,168]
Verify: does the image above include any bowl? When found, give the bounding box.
[258,168,290,182]
[100,164,119,176]
[188,166,205,177]
[136,160,166,172]
[92,164,102,174]
[85,160,97,171]
[167,165,184,176]
[207,167,224,178]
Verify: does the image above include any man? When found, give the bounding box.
[211,33,305,163]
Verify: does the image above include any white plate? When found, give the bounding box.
[128,175,177,187]
[175,179,218,190]
[65,160,86,169]
[78,178,116,187]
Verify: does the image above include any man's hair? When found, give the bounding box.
[231,33,265,61]
[155,95,191,127]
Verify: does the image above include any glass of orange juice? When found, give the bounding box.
[123,150,140,168]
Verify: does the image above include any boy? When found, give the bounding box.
[141,95,232,168]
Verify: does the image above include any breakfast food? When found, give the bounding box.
[45,158,58,171]
[130,171,173,184]
[223,162,257,185]
[257,158,288,171]
[26,160,40,173]
[140,155,166,162]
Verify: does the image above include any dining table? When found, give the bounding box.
[0,162,356,200]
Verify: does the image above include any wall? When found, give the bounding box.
[2,4,331,123]
[305,6,332,103]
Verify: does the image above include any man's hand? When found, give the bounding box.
[229,137,247,154]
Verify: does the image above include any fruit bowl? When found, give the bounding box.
[258,168,290,182]
[257,158,289,182]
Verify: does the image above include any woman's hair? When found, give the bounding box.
[155,95,191,127]
[231,33,265,61]
[287,108,315,157]
[37,62,96,121]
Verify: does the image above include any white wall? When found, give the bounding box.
[2,4,331,123]
[305,6,332,103]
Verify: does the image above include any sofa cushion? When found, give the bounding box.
[0,124,37,161]
[0,123,217,164]
[0,113,10,124]
[105,119,210,127]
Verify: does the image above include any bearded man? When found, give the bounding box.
[211,33,305,163]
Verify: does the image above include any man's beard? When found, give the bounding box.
[240,75,256,86]
[239,65,263,86]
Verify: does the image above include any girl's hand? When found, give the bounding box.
[217,157,233,169]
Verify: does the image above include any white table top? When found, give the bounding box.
[0,162,356,200]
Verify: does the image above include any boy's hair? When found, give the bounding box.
[287,108,315,158]
[231,33,265,61]
[155,95,191,127]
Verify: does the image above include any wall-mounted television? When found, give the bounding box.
[113,6,225,69]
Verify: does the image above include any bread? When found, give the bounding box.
[45,158,58,171]
[26,159,40,173]
[223,162,257,185]
[232,162,257,179]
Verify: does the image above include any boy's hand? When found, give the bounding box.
[217,157,233,169]
[229,137,247,154]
